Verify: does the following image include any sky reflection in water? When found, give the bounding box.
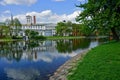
[0,38,107,80]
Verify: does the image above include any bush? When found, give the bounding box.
[12,36,23,39]
[34,36,46,40]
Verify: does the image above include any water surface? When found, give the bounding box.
[0,38,107,80]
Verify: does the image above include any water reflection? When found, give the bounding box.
[0,42,23,62]
[0,39,92,62]
[5,68,40,80]
[0,38,108,80]
[56,39,91,53]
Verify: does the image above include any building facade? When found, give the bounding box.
[11,15,56,36]
[12,23,56,36]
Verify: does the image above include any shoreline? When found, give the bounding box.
[49,49,90,80]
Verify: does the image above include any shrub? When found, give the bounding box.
[34,36,46,40]
[12,36,23,39]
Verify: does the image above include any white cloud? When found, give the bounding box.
[0,0,37,6]
[3,10,11,14]
[5,68,40,80]
[77,0,87,3]
[0,10,81,24]
[15,10,81,23]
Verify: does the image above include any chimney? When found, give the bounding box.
[33,16,36,25]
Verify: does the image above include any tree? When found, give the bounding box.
[80,24,93,36]
[76,0,120,41]
[5,19,11,26]
[25,29,31,36]
[13,18,22,36]
[25,30,39,39]
[0,26,10,38]
[5,19,13,36]
[56,21,72,36]
[56,22,64,36]
[30,30,39,38]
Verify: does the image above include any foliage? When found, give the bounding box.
[56,39,90,53]
[0,26,11,38]
[25,29,31,36]
[76,0,120,40]
[28,40,39,48]
[25,30,38,39]
[56,40,72,53]
[13,18,22,27]
[5,19,11,26]
[25,30,46,40]
[13,18,22,36]
[12,36,23,39]
[56,21,72,36]
[72,23,81,36]
[56,21,94,36]
[29,30,39,38]
[68,41,120,80]
[34,36,46,40]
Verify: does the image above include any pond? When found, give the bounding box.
[0,38,108,80]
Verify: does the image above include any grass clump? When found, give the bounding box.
[67,41,120,80]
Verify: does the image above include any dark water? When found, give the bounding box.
[0,38,107,80]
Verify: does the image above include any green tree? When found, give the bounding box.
[29,30,39,38]
[56,21,72,36]
[72,23,84,36]
[0,26,11,38]
[25,30,39,39]
[5,19,11,26]
[13,18,22,36]
[76,0,120,40]
[56,22,66,36]
[25,29,31,36]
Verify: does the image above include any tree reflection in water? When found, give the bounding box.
[0,38,107,62]
[0,38,108,80]
[0,41,40,62]
[56,39,91,53]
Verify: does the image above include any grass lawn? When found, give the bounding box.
[67,41,120,80]
[0,38,13,42]
[46,36,86,40]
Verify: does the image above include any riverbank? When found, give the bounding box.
[46,36,86,40]
[67,41,120,80]
[49,49,90,80]
[0,39,13,42]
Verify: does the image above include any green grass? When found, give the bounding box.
[0,39,13,42]
[67,41,120,80]
[46,36,86,40]
[0,37,13,42]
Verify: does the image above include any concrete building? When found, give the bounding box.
[12,15,56,36]
[18,23,56,36]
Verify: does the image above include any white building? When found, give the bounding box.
[12,15,57,36]
[12,23,56,36]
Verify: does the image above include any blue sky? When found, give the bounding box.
[0,0,86,23]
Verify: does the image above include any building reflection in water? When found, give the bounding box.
[0,38,108,62]
[0,38,108,80]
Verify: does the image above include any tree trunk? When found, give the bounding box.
[111,27,119,41]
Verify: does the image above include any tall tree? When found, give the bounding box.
[13,18,22,36]
[56,21,72,36]
[76,0,120,41]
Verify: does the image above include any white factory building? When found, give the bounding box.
[12,15,56,36]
